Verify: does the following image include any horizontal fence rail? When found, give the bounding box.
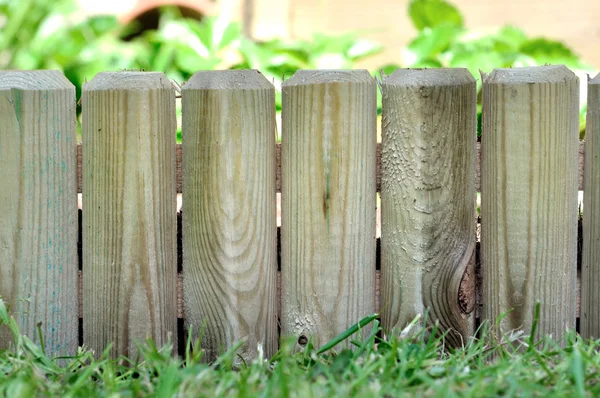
[0,66,595,360]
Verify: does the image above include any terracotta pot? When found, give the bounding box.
[120,0,216,23]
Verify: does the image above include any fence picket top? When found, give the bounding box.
[590,73,600,85]
[282,69,373,86]
[484,65,577,84]
[0,70,73,90]
[383,68,475,86]
[83,71,173,91]
[183,69,274,90]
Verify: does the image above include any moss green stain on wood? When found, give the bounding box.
[0,70,78,356]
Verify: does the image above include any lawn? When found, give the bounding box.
[0,301,598,397]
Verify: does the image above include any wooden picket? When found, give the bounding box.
[280,70,377,348]
[82,72,177,358]
[0,65,590,360]
[481,65,579,342]
[182,70,277,363]
[380,68,477,347]
[0,70,78,356]
[582,73,600,339]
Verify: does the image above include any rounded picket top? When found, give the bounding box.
[484,65,578,85]
[383,68,475,87]
[183,69,274,91]
[84,71,173,91]
[0,70,74,91]
[282,69,374,87]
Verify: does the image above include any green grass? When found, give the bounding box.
[1,299,599,397]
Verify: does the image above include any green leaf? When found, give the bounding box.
[411,58,444,68]
[408,0,463,31]
[175,47,220,74]
[309,33,355,55]
[213,19,242,50]
[407,24,462,63]
[495,25,527,50]
[379,64,400,76]
[450,47,507,80]
[317,313,378,354]
[519,38,582,68]
[347,39,382,60]
[580,103,587,140]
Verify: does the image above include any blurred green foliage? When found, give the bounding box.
[382,0,589,137]
[0,0,592,138]
[0,0,381,141]
[0,0,144,98]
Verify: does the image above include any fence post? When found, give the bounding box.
[481,65,579,341]
[281,70,376,349]
[82,72,177,358]
[182,70,277,362]
[582,73,600,339]
[0,70,78,356]
[380,68,477,346]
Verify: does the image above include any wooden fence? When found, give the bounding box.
[0,66,596,361]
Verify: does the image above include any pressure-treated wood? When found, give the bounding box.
[281,70,376,348]
[380,69,477,347]
[0,71,77,356]
[82,72,177,358]
[75,142,588,194]
[582,73,600,338]
[481,66,579,341]
[182,70,277,362]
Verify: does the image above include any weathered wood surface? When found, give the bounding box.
[77,266,585,323]
[75,142,587,194]
[0,71,78,356]
[182,70,277,362]
[380,69,477,347]
[281,70,377,348]
[481,65,579,342]
[582,74,600,339]
[82,72,177,358]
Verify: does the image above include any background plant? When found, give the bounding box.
[381,0,591,137]
[0,0,593,138]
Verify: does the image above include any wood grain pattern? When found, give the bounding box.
[182,70,277,363]
[380,69,476,347]
[0,71,78,356]
[481,66,579,341]
[582,73,600,338]
[281,70,376,348]
[75,141,588,193]
[82,72,177,358]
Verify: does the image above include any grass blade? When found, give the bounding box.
[317,313,378,355]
